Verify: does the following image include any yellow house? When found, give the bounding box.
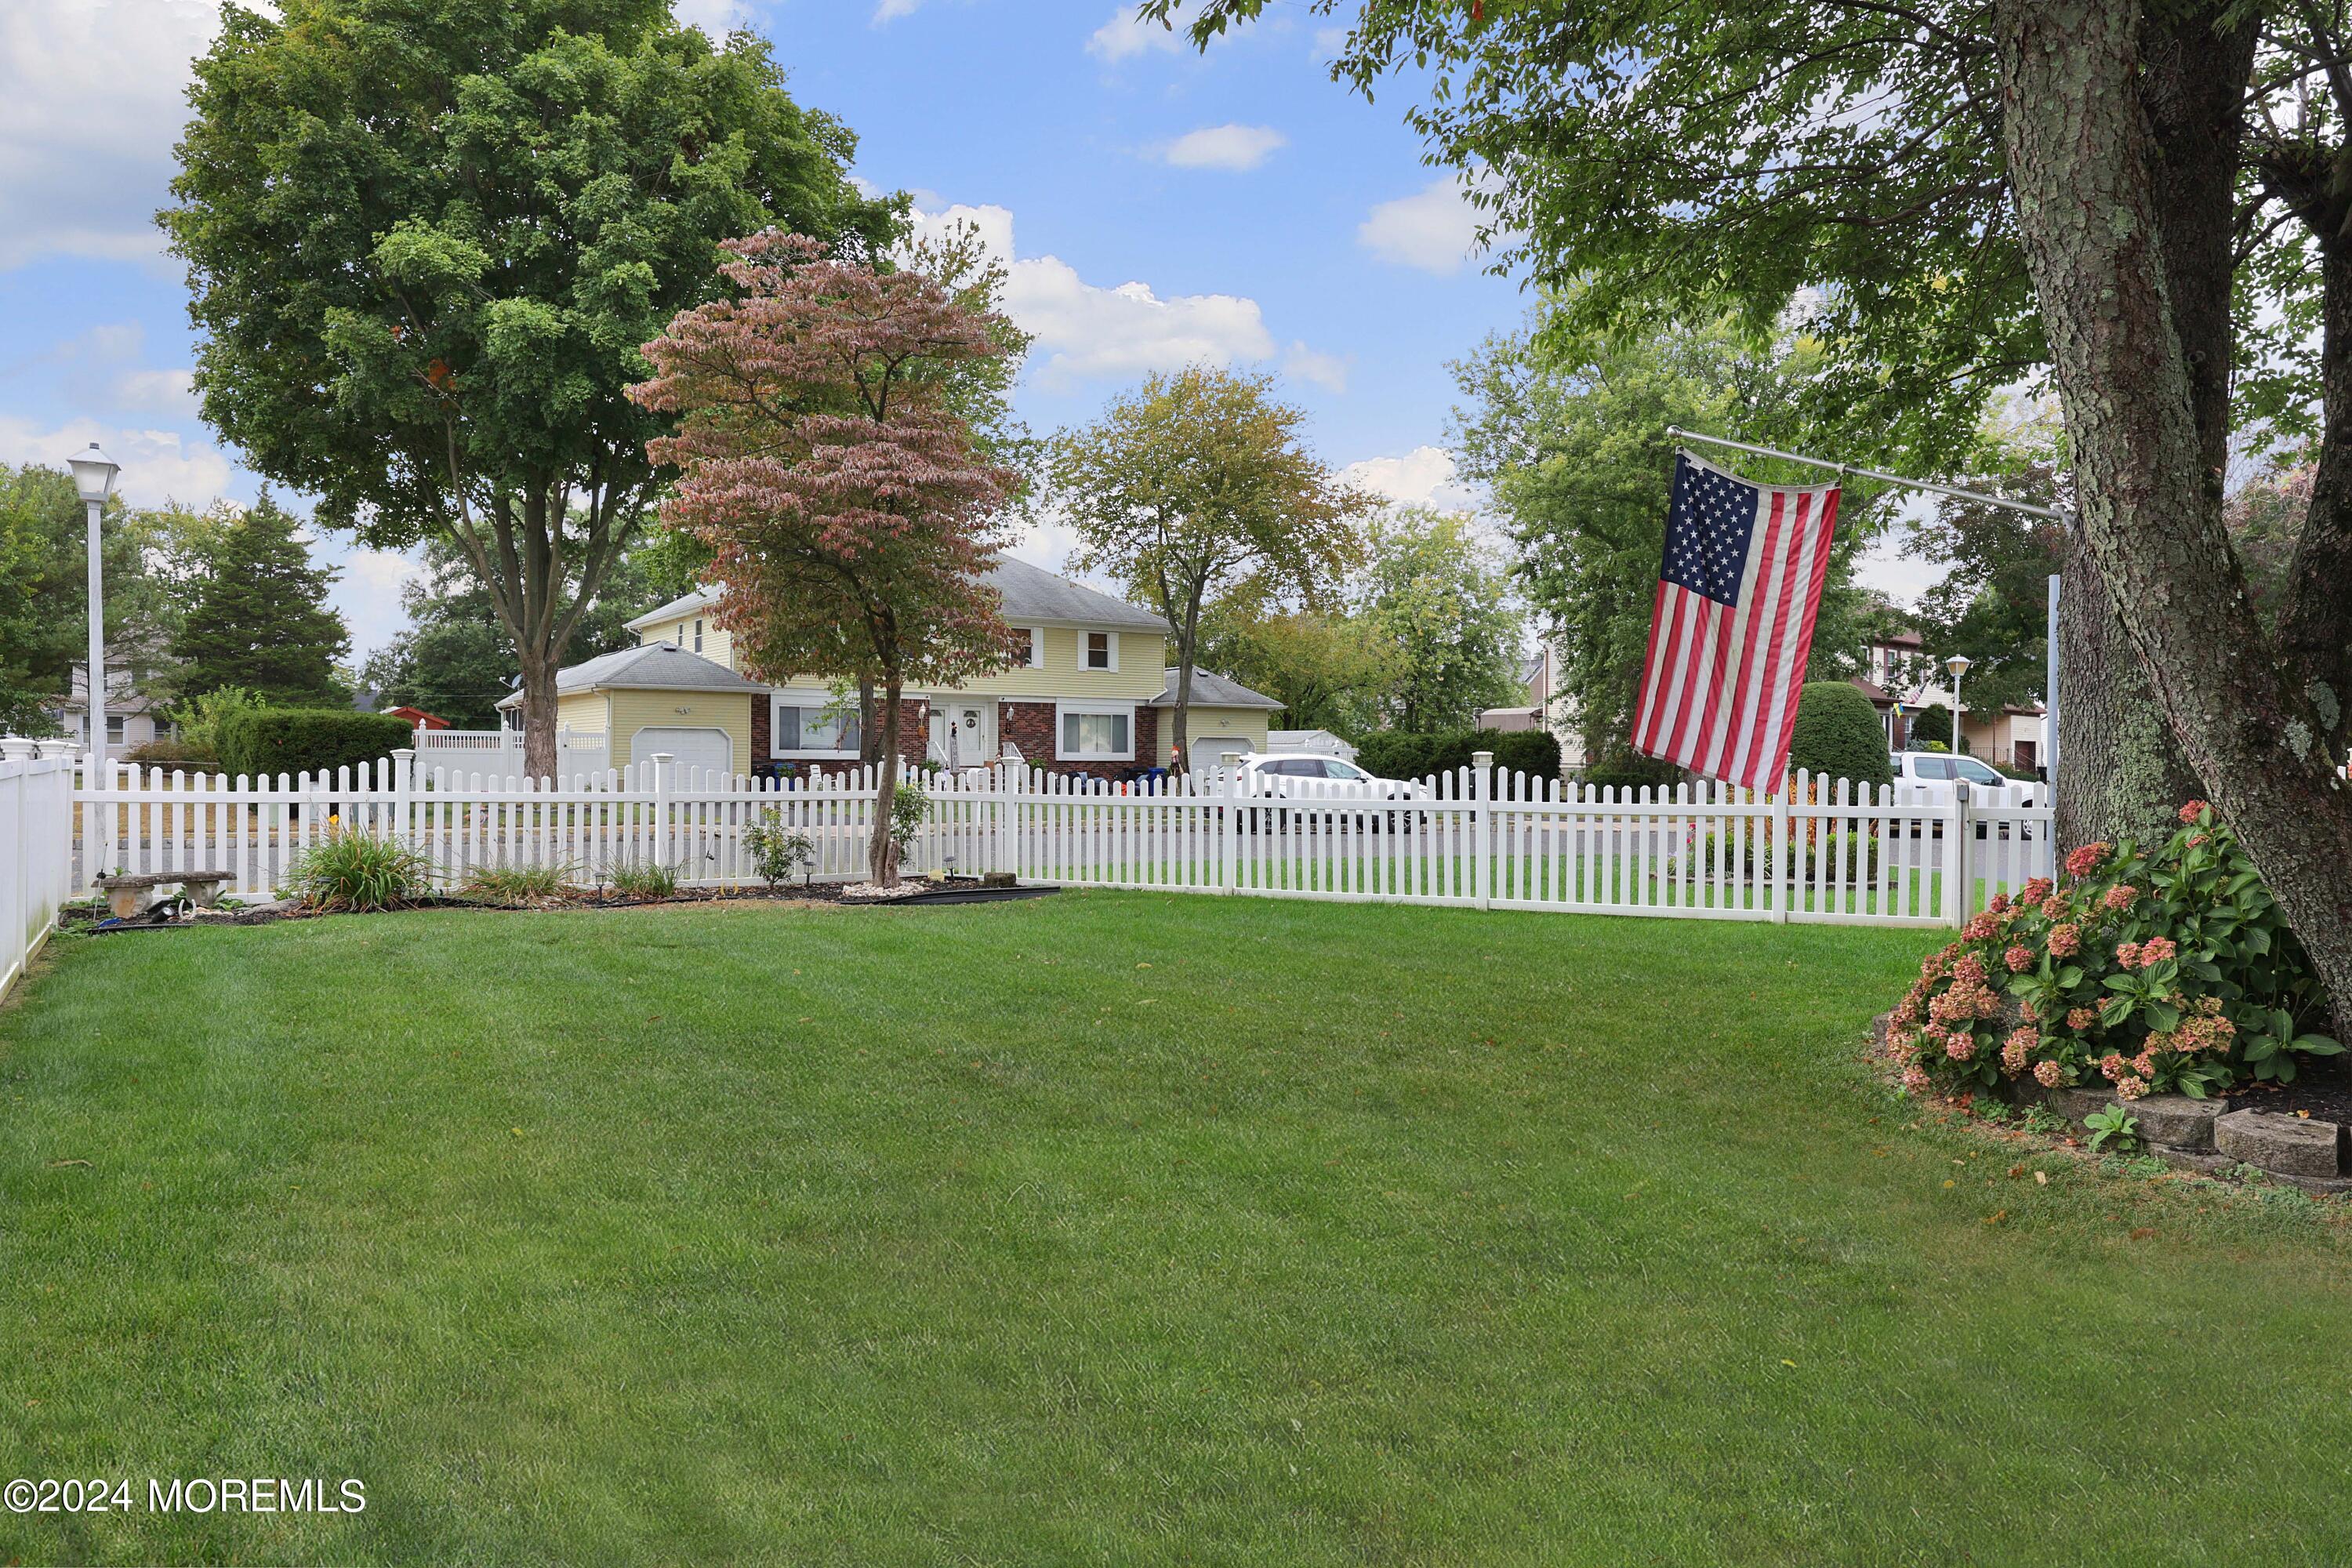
[494,641,764,775]
[594,557,1283,779]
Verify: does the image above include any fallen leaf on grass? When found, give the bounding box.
[2130,1226,2158,1241]
[2034,1171,2049,1186]
[1983,1210,2008,1226]
[1780,1359,1797,1367]
[45,1159,91,1168]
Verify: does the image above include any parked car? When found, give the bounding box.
[1225,753,1428,829]
[1888,750,2039,837]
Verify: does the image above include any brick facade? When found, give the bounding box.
[751,692,929,774]
[1000,699,1157,780]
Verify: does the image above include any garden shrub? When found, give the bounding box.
[1786,681,1894,789]
[460,860,580,908]
[123,737,220,771]
[742,811,815,889]
[169,685,267,764]
[1356,728,1561,785]
[1886,800,2342,1102]
[1907,702,1955,749]
[217,707,415,781]
[604,858,680,900]
[282,828,429,911]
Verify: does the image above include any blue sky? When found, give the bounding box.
[0,0,1928,661]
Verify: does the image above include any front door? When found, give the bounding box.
[931,700,996,768]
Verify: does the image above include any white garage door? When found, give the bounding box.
[631,727,732,779]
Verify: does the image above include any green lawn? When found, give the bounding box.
[3,894,2349,1565]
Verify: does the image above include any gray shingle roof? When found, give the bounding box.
[621,557,1167,634]
[494,643,765,706]
[1152,669,1284,710]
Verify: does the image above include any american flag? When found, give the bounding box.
[1631,451,1840,793]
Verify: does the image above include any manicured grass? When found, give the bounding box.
[2,894,2349,1565]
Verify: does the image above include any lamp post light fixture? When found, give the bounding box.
[1945,653,1973,757]
[67,443,120,778]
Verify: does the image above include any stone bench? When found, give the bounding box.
[96,870,232,921]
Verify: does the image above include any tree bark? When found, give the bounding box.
[869,677,902,886]
[2055,537,2201,851]
[2278,249,2352,755]
[858,677,880,767]
[1996,0,2352,1033]
[515,643,560,782]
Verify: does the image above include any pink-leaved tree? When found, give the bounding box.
[630,232,1021,885]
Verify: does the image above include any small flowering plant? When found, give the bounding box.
[1884,801,2340,1102]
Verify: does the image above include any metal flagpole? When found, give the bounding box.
[1663,426,2066,521]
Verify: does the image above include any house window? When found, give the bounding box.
[771,696,862,757]
[1056,701,1134,761]
[693,619,704,654]
[1083,632,1115,671]
[1011,627,1044,669]
[106,715,125,743]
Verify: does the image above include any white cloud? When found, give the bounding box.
[871,0,923,19]
[0,414,237,507]
[1358,172,1489,275]
[908,199,1286,389]
[673,0,751,31]
[0,0,223,269]
[1282,342,1348,394]
[1341,445,1480,511]
[331,545,424,659]
[1087,9,1187,62]
[1161,124,1286,171]
[113,368,198,416]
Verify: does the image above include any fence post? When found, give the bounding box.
[391,746,416,852]
[1949,779,1973,927]
[651,752,673,873]
[1219,764,1239,894]
[1771,785,1791,924]
[1472,750,1494,911]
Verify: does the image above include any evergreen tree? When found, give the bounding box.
[169,493,350,705]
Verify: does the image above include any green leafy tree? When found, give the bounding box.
[168,493,351,706]
[164,0,899,777]
[1352,507,1524,733]
[1137,0,2352,1034]
[361,537,692,728]
[1048,366,1374,771]
[1452,303,1882,775]
[1904,458,2064,717]
[0,465,183,735]
[1194,599,1390,739]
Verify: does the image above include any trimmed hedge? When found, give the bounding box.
[1355,728,1561,784]
[1786,681,1894,789]
[1907,702,1954,749]
[216,708,416,782]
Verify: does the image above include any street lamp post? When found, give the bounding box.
[67,444,121,782]
[1945,653,1973,757]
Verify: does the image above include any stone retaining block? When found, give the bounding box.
[2214,1109,2343,1179]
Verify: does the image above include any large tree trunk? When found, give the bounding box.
[869,677,903,886]
[516,643,559,780]
[1996,0,2352,1033]
[2055,539,2201,851]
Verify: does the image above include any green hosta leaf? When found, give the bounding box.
[2103,974,2138,993]
[2243,925,2272,955]
[2145,1001,2181,1032]
[2294,1033,2344,1057]
[2056,965,2084,989]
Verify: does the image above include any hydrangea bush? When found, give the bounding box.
[1886,802,2341,1102]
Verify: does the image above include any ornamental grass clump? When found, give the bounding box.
[1885,801,2341,1102]
[283,827,430,913]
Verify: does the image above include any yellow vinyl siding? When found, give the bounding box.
[554,690,611,734]
[606,688,753,773]
[953,627,1166,700]
[637,615,738,672]
[1159,708,1270,768]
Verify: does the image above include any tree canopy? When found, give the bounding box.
[1351,507,1525,733]
[630,234,1021,884]
[169,493,353,707]
[1048,365,1372,771]
[164,0,899,774]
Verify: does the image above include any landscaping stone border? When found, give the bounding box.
[1871,1011,2352,1195]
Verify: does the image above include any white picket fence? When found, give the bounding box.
[412,726,611,776]
[65,746,2053,927]
[2,748,78,1000]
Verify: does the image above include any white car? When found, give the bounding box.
[1226,753,1428,800]
[1889,750,2039,837]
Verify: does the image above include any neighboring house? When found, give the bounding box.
[42,666,169,760]
[1478,644,1584,772]
[1857,629,2045,771]
[381,705,451,730]
[525,557,1284,780]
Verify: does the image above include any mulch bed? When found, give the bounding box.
[61,878,1056,934]
[2210,1058,2352,1125]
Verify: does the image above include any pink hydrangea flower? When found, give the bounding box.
[2132,1051,2157,1076]
[2033,1059,2063,1087]
[1901,1065,1931,1094]
[2138,935,2177,966]
[2115,941,2141,971]
[2117,1076,2149,1101]
[1944,1034,1976,1062]
[2103,884,2139,912]
[2178,800,2209,824]
[2005,944,2034,973]
[2040,895,2069,920]
[2065,841,2111,879]
[2067,1007,2096,1031]
[2019,877,2053,906]
[2048,924,2081,958]
[2099,1051,2127,1081]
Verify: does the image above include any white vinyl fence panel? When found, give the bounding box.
[68,748,2053,928]
[2,750,77,1000]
